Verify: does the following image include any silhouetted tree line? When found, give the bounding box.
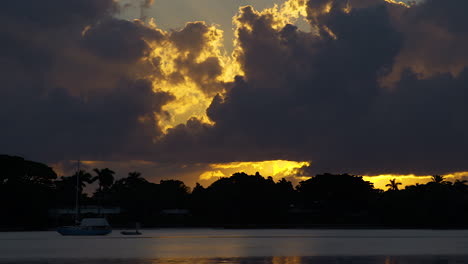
[2,155,468,230]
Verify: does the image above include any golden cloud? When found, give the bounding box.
[384,0,409,8]
[127,20,245,133]
[125,0,316,134]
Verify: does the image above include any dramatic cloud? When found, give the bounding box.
[382,0,468,86]
[2,0,468,182]
[158,0,468,176]
[0,0,230,165]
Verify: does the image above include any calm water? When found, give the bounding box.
[1,229,468,263]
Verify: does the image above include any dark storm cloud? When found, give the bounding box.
[168,21,225,95]
[383,0,468,85]
[0,0,233,167]
[159,0,468,175]
[158,0,400,160]
[0,0,117,27]
[170,22,211,55]
[0,0,172,163]
[408,0,468,34]
[174,56,223,95]
[82,18,164,62]
[3,0,468,177]
[1,79,173,161]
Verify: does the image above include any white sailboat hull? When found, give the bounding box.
[57,218,112,236]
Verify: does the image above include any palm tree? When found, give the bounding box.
[93,168,115,214]
[128,171,141,177]
[93,168,115,192]
[431,175,446,184]
[386,178,402,191]
[454,179,468,191]
[128,171,142,180]
[74,170,94,193]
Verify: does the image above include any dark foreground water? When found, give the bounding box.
[1,257,468,264]
[1,229,468,263]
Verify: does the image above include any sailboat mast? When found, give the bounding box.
[75,159,80,224]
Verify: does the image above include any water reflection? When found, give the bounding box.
[2,230,468,259]
[272,256,303,264]
[1,257,467,264]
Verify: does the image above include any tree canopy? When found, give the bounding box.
[2,155,468,229]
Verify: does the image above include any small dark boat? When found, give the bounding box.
[121,230,142,235]
[121,222,142,235]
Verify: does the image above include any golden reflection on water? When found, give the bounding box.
[2,257,467,264]
[384,256,398,264]
[272,256,303,264]
[143,258,295,264]
[143,258,305,264]
[385,257,391,264]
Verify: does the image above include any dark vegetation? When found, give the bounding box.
[1,155,468,230]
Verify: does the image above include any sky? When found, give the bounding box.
[119,0,420,51]
[119,0,303,51]
[1,0,468,189]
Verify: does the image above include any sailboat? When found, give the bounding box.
[57,218,112,236]
[57,161,112,236]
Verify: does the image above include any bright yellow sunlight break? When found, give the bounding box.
[199,160,310,182]
[364,172,468,190]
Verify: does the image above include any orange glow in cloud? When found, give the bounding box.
[55,160,468,192]
[199,160,311,183]
[144,22,227,132]
[136,0,368,133]
[119,0,417,133]
[233,0,308,31]
[138,0,313,133]
[108,18,242,134]
[364,172,468,190]
[384,0,410,7]
[364,175,434,190]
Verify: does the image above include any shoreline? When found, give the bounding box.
[3,224,468,232]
